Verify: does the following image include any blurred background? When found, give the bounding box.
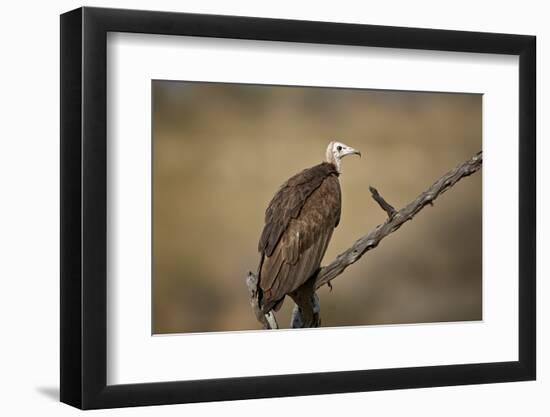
[152,80,482,334]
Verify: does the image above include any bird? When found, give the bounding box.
[257,141,361,314]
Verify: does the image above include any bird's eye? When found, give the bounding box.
[336,146,342,152]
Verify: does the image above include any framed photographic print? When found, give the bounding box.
[60,6,536,409]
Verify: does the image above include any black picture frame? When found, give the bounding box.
[60,6,536,410]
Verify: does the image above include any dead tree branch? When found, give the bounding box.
[246,272,278,329]
[369,186,397,219]
[313,150,482,290]
[247,151,482,329]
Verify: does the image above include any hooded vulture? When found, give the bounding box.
[257,141,361,313]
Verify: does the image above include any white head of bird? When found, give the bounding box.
[325,141,361,172]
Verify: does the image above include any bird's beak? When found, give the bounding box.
[344,147,361,158]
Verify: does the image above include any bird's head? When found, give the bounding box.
[325,141,361,172]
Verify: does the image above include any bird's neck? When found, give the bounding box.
[326,156,341,173]
[325,148,341,172]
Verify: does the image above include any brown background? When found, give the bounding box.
[152,81,482,334]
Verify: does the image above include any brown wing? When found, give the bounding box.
[258,162,340,257]
[258,173,341,312]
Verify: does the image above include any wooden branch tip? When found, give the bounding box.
[369,186,397,218]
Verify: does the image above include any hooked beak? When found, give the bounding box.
[344,147,361,158]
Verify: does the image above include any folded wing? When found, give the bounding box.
[258,163,341,312]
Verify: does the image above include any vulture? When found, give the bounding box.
[257,141,361,314]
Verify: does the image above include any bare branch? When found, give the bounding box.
[369,186,397,219]
[313,150,482,290]
[246,271,278,329]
